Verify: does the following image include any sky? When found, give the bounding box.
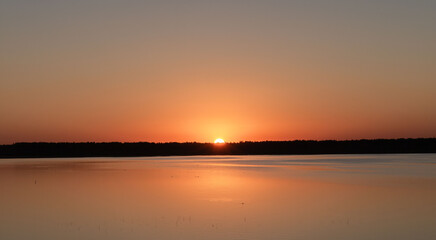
[1,0,435,144]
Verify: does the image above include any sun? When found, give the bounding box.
[214,138,225,144]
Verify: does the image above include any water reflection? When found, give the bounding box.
[0,154,435,240]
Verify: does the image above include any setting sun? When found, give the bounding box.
[214,138,225,144]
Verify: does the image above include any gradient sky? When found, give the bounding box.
[1,0,435,144]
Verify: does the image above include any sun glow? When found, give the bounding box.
[214,138,225,144]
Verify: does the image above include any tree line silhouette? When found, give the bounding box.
[1,138,435,158]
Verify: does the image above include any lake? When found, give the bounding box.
[1,154,435,240]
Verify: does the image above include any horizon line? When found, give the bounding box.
[3,137,436,145]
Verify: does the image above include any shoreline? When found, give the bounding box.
[1,138,435,158]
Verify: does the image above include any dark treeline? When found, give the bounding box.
[1,138,436,158]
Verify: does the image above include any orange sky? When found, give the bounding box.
[1,1,436,144]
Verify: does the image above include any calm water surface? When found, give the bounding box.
[1,154,435,240]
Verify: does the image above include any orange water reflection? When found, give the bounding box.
[0,155,435,240]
